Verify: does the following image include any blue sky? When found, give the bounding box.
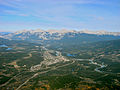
[0,0,120,32]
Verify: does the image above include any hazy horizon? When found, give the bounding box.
[0,28,120,32]
[0,29,120,33]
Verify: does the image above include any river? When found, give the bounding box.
[89,59,107,73]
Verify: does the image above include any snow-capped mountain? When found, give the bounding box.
[1,29,120,44]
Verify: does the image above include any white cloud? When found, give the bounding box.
[0,0,120,32]
[3,10,28,16]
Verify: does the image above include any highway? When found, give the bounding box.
[16,60,75,90]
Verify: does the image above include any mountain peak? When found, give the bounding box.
[1,29,120,41]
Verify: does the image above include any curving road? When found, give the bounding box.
[16,60,75,90]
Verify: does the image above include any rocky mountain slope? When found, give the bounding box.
[1,29,120,48]
[1,29,120,40]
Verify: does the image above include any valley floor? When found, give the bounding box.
[0,43,120,90]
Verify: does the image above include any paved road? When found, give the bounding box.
[16,60,75,90]
[0,52,33,88]
[0,73,20,88]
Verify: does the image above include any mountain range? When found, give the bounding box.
[0,29,120,42]
[1,29,120,49]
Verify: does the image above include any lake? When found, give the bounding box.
[0,44,8,47]
[6,48,12,50]
[67,54,75,57]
